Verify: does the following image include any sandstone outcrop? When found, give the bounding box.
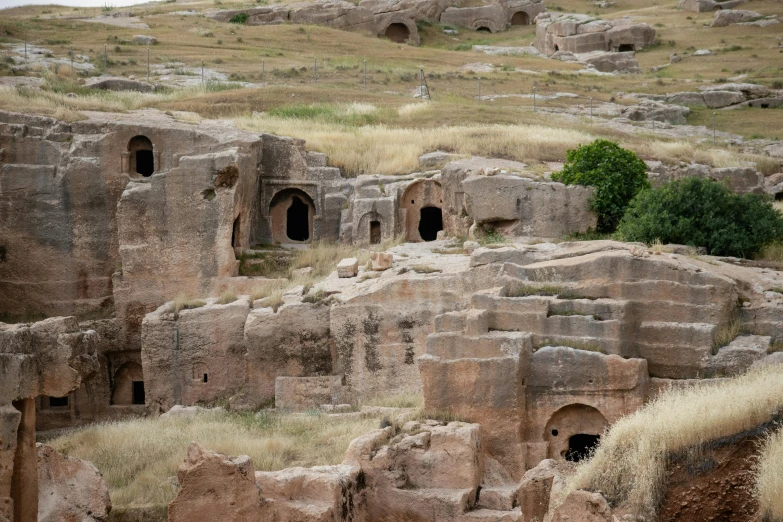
[678,0,747,12]
[535,13,656,56]
[711,9,765,26]
[37,443,111,522]
[0,317,99,522]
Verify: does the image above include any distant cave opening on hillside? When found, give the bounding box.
[128,135,154,177]
[618,44,634,52]
[565,434,601,462]
[370,220,382,244]
[776,192,783,201]
[385,23,410,43]
[419,207,443,242]
[511,11,530,25]
[476,26,492,33]
[287,196,310,242]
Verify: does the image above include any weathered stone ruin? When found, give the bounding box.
[534,13,656,56]
[0,317,108,522]
[207,0,546,44]
[163,241,783,520]
[2,105,782,520]
[678,0,747,12]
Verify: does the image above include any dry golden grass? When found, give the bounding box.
[756,427,783,521]
[362,392,424,409]
[757,240,783,264]
[712,316,742,351]
[48,409,383,509]
[568,364,783,518]
[171,295,206,316]
[216,290,237,304]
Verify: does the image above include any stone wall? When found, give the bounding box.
[0,317,99,522]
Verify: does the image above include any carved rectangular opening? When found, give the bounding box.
[132,381,145,405]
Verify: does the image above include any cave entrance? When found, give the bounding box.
[132,381,146,405]
[287,196,310,242]
[46,396,69,409]
[128,135,154,177]
[385,23,410,43]
[618,44,634,52]
[370,220,382,245]
[565,434,600,462]
[476,26,491,33]
[112,362,144,406]
[511,11,530,25]
[232,215,241,249]
[418,207,443,242]
[776,192,783,201]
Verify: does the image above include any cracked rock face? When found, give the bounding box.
[37,444,112,522]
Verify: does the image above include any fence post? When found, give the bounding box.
[533,86,536,112]
[201,60,204,84]
[24,32,27,61]
[262,59,265,85]
[420,68,423,99]
[147,47,150,81]
[590,97,593,122]
[314,57,317,83]
[70,46,73,71]
[478,78,481,101]
[103,44,107,71]
[363,60,366,91]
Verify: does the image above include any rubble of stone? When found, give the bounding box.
[207,0,545,44]
[534,13,656,56]
[37,443,112,522]
[635,82,783,111]
[85,75,156,93]
[645,161,765,194]
[0,317,100,522]
[678,0,747,12]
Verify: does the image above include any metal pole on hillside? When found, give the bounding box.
[590,97,593,123]
[24,32,27,61]
[533,87,536,112]
[201,60,204,84]
[363,60,366,91]
[262,59,265,86]
[147,47,150,81]
[70,46,73,71]
[478,78,481,101]
[314,57,317,83]
[420,69,424,99]
[103,44,107,71]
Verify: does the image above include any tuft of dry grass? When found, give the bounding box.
[216,290,238,305]
[756,427,783,521]
[712,316,742,352]
[567,364,783,518]
[47,409,383,509]
[362,392,424,409]
[757,240,783,263]
[171,295,206,317]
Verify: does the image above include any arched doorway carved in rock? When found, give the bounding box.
[384,23,410,43]
[510,11,530,25]
[128,135,154,177]
[400,180,444,242]
[112,362,145,406]
[269,188,316,244]
[544,404,607,462]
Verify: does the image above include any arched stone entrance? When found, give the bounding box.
[384,23,410,43]
[269,189,316,244]
[400,180,444,242]
[510,11,530,25]
[476,26,492,33]
[544,404,607,461]
[112,362,145,406]
[128,135,154,177]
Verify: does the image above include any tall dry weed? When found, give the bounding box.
[568,364,783,518]
[756,427,783,521]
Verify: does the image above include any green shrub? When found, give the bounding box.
[229,12,249,24]
[617,177,783,258]
[552,139,649,232]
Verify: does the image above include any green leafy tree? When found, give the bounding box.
[618,177,783,258]
[552,139,650,232]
